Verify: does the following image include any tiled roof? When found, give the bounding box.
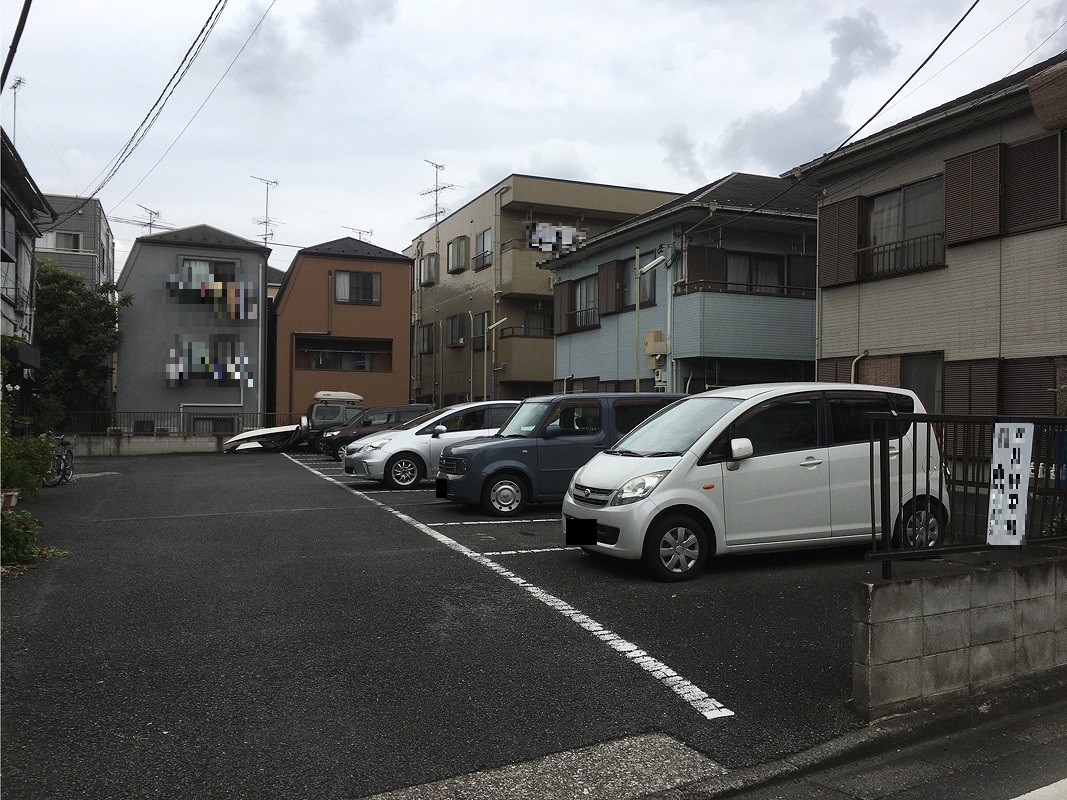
[658,172,819,216]
[138,224,270,254]
[300,237,410,262]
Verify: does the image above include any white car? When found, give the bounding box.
[343,401,519,488]
[562,383,949,581]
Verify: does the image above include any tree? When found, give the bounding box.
[30,261,132,431]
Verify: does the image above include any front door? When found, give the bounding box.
[717,395,831,545]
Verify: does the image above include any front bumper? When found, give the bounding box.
[434,470,482,504]
[344,450,387,480]
[561,494,651,560]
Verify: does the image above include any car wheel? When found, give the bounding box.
[334,444,347,462]
[384,453,424,489]
[895,499,945,548]
[481,472,528,517]
[642,513,708,581]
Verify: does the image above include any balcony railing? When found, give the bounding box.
[60,411,303,436]
[673,281,814,298]
[858,233,944,279]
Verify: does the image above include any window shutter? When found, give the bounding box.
[818,197,860,287]
[942,359,1000,415]
[1004,134,1061,232]
[1001,357,1056,415]
[598,261,620,314]
[553,279,571,335]
[944,146,1002,244]
[816,357,852,382]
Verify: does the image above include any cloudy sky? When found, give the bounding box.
[2,0,1065,273]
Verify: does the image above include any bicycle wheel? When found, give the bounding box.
[61,449,75,483]
[42,451,62,487]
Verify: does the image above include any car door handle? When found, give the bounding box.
[799,457,824,468]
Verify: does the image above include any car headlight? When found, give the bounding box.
[356,438,391,452]
[610,471,669,506]
[324,430,339,438]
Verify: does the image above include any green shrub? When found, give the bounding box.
[0,433,53,495]
[1,509,43,564]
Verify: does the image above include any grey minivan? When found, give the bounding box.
[435,393,683,516]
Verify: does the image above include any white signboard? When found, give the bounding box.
[987,422,1034,546]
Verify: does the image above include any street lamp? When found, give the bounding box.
[484,316,508,400]
[635,247,666,392]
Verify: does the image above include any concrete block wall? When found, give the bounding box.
[76,433,226,457]
[853,552,1067,720]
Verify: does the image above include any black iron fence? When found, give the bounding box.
[63,411,303,436]
[869,412,1067,577]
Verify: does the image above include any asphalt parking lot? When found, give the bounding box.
[1,449,939,799]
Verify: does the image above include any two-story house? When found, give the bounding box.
[115,225,271,432]
[272,237,412,418]
[37,194,115,289]
[790,52,1067,416]
[1,128,53,404]
[544,173,819,393]
[404,175,681,406]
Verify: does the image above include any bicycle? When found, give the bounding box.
[42,432,75,487]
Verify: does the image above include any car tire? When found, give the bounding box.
[894,498,946,549]
[642,513,709,581]
[333,443,348,462]
[384,453,424,489]
[481,472,528,517]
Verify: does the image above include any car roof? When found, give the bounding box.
[519,392,686,403]
[691,382,918,401]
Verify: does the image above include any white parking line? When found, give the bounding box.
[288,454,734,722]
[431,518,558,527]
[482,547,571,556]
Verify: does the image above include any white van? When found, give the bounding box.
[562,383,949,581]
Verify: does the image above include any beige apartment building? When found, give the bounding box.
[405,175,681,405]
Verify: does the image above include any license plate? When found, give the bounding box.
[565,516,597,546]
[435,478,448,499]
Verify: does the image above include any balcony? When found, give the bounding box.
[858,233,944,279]
[495,327,554,383]
[497,239,554,297]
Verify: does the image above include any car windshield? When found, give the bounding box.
[395,406,454,431]
[495,401,552,437]
[608,396,743,455]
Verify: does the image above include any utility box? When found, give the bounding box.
[644,330,669,355]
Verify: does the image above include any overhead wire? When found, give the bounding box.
[109,0,281,216]
[39,0,229,233]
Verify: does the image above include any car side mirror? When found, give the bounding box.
[361,419,371,426]
[432,424,448,437]
[726,437,754,471]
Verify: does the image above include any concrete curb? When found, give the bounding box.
[643,667,1067,799]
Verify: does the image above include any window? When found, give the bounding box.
[418,254,438,286]
[524,310,552,337]
[433,407,486,433]
[473,228,492,270]
[543,400,602,437]
[725,253,784,294]
[725,397,821,457]
[336,271,381,304]
[472,311,490,352]
[573,275,598,329]
[417,324,434,354]
[37,231,82,251]
[296,337,392,371]
[446,314,466,347]
[447,237,469,273]
[827,393,905,445]
[863,177,944,277]
[901,353,943,414]
[488,404,516,427]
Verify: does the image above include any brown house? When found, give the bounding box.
[273,237,412,418]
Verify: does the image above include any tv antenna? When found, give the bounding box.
[342,226,373,241]
[136,204,162,234]
[250,175,279,245]
[9,76,24,142]
[417,159,455,223]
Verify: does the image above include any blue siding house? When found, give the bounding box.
[543,173,819,393]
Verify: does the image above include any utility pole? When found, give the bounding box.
[250,175,279,246]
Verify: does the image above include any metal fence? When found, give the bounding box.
[869,412,1067,578]
[63,411,303,436]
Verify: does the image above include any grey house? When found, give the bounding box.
[115,225,271,432]
[37,195,115,288]
[543,173,819,393]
